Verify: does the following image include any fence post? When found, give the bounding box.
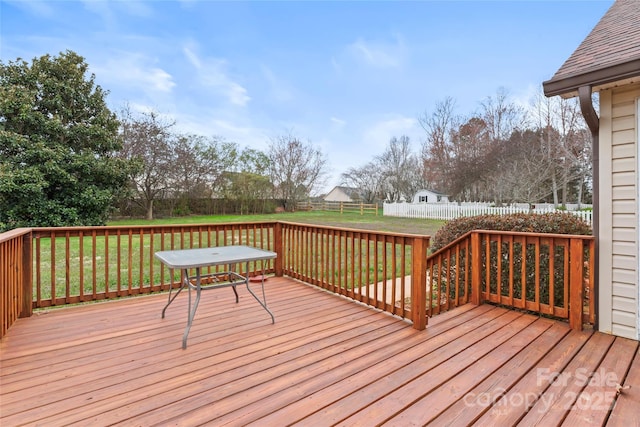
[411,236,429,330]
[569,238,584,330]
[360,203,364,215]
[20,231,33,318]
[471,232,482,305]
[274,222,283,277]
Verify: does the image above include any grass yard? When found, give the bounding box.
[108,211,445,237]
[31,212,444,304]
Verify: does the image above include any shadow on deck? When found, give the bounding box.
[1,276,638,426]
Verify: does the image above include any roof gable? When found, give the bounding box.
[543,0,640,97]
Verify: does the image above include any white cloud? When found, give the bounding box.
[116,1,154,18]
[171,108,271,150]
[81,1,116,29]
[183,46,202,69]
[93,52,175,95]
[513,83,542,112]
[363,115,421,151]
[81,0,152,26]
[127,102,155,115]
[225,82,251,107]
[330,117,346,127]
[182,43,251,107]
[261,64,294,103]
[348,34,407,68]
[5,0,55,17]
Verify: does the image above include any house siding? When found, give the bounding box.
[598,82,640,340]
[324,189,352,202]
[324,186,360,202]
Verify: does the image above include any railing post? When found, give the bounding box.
[274,222,283,277]
[569,238,584,330]
[20,231,33,318]
[471,232,482,305]
[411,236,429,330]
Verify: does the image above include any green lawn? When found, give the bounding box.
[108,211,445,237]
[32,212,444,304]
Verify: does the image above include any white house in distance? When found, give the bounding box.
[324,186,361,202]
[412,189,450,204]
[543,0,640,340]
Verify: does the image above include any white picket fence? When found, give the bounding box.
[383,202,593,226]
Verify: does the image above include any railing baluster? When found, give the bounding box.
[549,238,555,315]
[105,229,110,296]
[79,230,85,299]
[127,229,133,292]
[65,232,71,302]
[138,228,144,291]
[35,236,42,306]
[50,231,56,305]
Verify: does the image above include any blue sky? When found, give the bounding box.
[1,0,612,193]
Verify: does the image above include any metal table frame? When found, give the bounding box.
[154,245,276,349]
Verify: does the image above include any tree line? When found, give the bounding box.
[116,108,328,219]
[1,51,591,231]
[342,89,592,207]
[0,51,328,230]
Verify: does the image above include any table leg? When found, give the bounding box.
[182,267,202,349]
[243,261,275,324]
[162,269,187,318]
[230,264,239,303]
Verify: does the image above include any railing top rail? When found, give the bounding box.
[473,229,594,240]
[0,228,32,244]
[29,221,280,237]
[428,230,475,258]
[278,220,430,240]
[31,221,280,232]
[428,228,594,260]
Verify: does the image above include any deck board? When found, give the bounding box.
[1,276,638,426]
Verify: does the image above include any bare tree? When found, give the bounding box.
[268,133,328,210]
[529,91,590,206]
[488,129,555,204]
[480,87,526,142]
[447,116,492,201]
[419,97,458,192]
[376,135,423,202]
[165,135,238,215]
[118,108,174,220]
[341,160,385,203]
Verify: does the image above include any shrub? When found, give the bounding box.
[430,212,592,252]
[429,212,593,317]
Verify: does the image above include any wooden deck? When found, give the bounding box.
[1,276,638,426]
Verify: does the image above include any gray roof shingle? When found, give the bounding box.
[543,0,640,96]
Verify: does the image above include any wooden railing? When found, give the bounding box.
[0,229,32,337]
[0,222,595,339]
[29,223,278,308]
[279,222,429,328]
[426,230,595,330]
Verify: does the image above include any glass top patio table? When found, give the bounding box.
[155,245,277,349]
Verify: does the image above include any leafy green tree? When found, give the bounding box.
[0,51,134,230]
